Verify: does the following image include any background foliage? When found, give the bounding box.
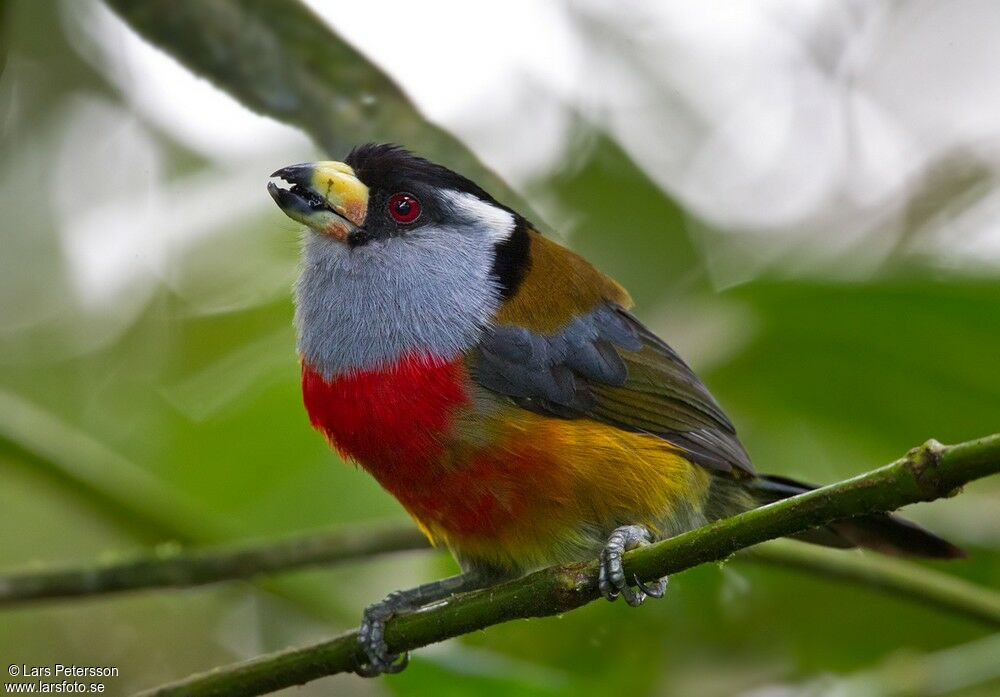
[1,1,997,695]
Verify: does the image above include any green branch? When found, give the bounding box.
[3,516,999,631]
[134,435,1000,697]
[0,524,427,605]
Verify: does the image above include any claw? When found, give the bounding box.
[357,651,408,677]
[622,585,647,607]
[599,524,669,607]
[634,573,668,598]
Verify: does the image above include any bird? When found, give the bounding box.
[267,144,963,676]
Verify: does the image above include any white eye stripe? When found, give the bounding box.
[439,190,515,243]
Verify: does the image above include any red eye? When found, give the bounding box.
[387,192,421,224]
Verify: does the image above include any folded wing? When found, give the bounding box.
[470,303,754,476]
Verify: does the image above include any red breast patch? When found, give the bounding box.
[301,354,469,480]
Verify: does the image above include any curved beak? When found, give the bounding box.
[267,161,368,241]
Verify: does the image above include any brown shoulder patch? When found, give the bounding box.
[494,230,632,333]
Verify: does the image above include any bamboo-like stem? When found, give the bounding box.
[132,435,1000,697]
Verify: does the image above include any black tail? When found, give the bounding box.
[752,475,965,559]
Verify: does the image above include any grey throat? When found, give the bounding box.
[295,192,514,377]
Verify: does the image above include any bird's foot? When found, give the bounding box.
[356,591,412,677]
[598,524,669,607]
[354,571,493,677]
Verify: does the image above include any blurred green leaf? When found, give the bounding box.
[542,133,704,306]
[712,279,1000,473]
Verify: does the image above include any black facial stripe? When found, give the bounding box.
[491,216,531,300]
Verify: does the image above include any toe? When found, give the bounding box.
[381,652,410,674]
[357,607,408,677]
[599,525,666,606]
[598,556,616,599]
[599,544,625,601]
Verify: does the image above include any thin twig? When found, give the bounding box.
[0,524,427,605]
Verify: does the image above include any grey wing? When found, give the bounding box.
[470,304,754,476]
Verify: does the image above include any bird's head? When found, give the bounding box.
[269,144,530,375]
[268,143,522,253]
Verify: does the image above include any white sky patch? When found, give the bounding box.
[64,0,311,163]
[53,95,162,312]
[300,0,581,183]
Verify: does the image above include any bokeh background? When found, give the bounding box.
[1,1,999,695]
